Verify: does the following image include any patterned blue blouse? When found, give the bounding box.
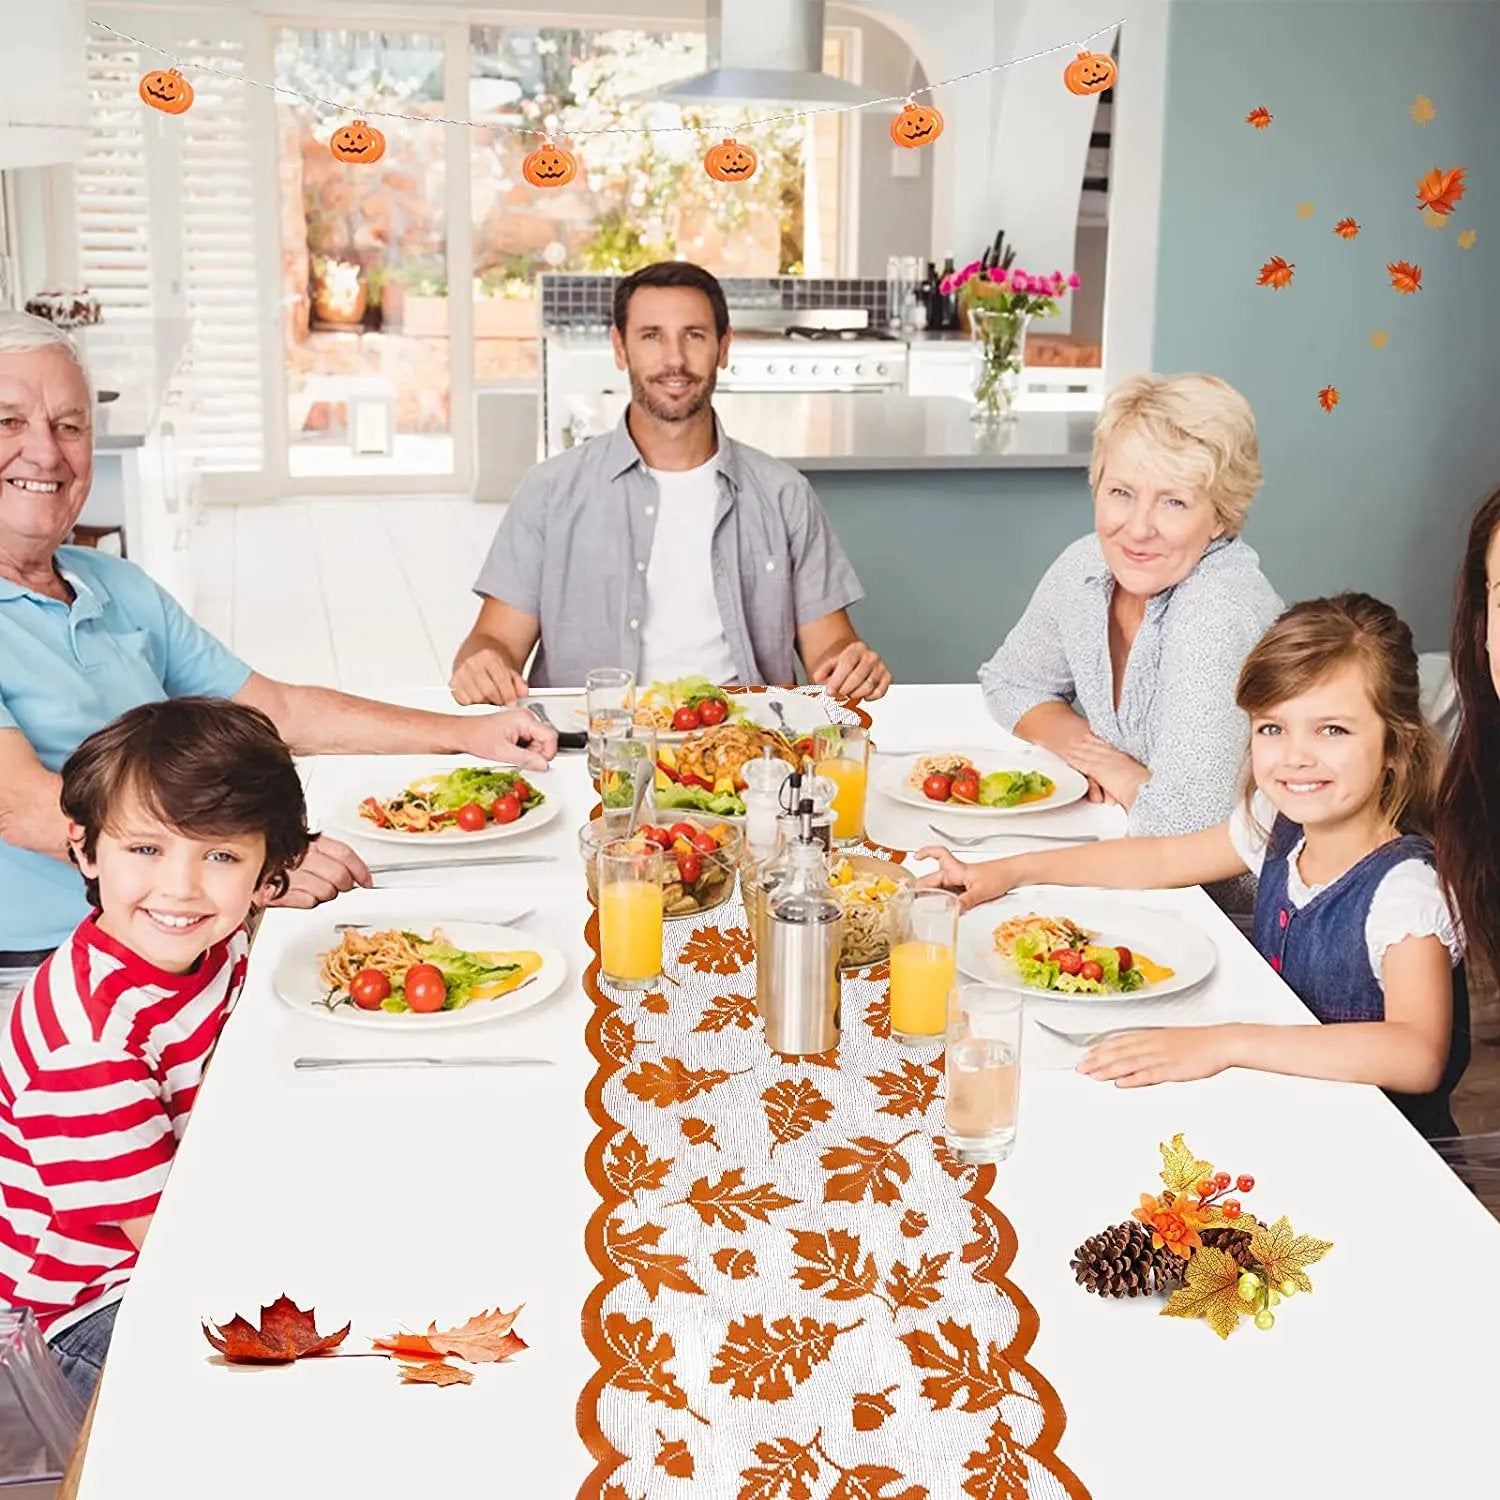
[978,534,1284,837]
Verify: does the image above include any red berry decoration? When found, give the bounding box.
[1236,1174,1255,1193]
[1213,1172,1232,1190]
[1196,1179,1215,1197]
[1222,1200,1242,1219]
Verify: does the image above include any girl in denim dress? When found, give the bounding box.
[923,594,1468,1138]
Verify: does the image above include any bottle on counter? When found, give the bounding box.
[938,253,957,329]
[761,801,844,1056]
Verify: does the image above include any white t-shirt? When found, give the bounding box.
[638,459,739,687]
[1228,791,1463,986]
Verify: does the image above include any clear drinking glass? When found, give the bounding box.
[598,839,664,991]
[812,725,870,845]
[586,667,636,777]
[888,887,959,1044]
[600,723,658,836]
[945,981,1023,1163]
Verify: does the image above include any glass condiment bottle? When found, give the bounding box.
[761,803,844,1055]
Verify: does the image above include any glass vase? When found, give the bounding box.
[968,308,1030,425]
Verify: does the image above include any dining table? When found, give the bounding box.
[66,683,1500,1499]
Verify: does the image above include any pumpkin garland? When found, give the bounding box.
[138,68,194,115]
[1063,50,1116,97]
[522,141,578,190]
[703,138,759,184]
[890,100,943,149]
[328,119,386,166]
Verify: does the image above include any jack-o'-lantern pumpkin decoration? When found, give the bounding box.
[522,141,578,189]
[329,119,386,166]
[1063,50,1116,97]
[890,100,943,149]
[703,137,759,184]
[139,68,194,115]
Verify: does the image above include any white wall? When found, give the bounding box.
[0,1,90,169]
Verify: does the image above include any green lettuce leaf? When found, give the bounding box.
[426,766,544,812]
[653,783,745,817]
[977,769,1053,808]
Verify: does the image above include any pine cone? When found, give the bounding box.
[1070,1220,1185,1298]
[1201,1226,1255,1269]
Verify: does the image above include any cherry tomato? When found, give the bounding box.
[691,830,719,855]
[454,801,488,831]
[1079,959,1104,983]
[491,793,522,824]
[404,964,448,1014]
[668,822,700,846]
[1052,948,1084,976]
[672,706,701,732]
[794,737,816,761]
[1115,946,1133,973]
[644,825,674,849]
[922,773,953,802]
[510,778,533,802]
[696,698,728,727]
[349,968,391,1010]
[950,775,981,805]
[677,852,703,884]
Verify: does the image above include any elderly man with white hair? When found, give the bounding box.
[0,311,556,964]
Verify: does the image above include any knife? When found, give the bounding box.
[336,907,536,933]
[366,853,559,876]
[524,700,588,752]
[294,1055,554,1071]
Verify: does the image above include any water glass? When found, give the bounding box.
[600,723,658,836]
[586,667,636,777]
[888,887,959,1044]
[945,982,1023,1163]
[812,725,870,845]
[598,839,664,991]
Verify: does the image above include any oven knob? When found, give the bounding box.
[832,364,845,377]
[809,364,820,376]
[854,363,865,376]
[789,363,802,376]
[729,363,739,375]
[876,363,888,377]
[769,362,781,375]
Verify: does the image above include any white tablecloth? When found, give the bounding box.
[76,685,1500,1498]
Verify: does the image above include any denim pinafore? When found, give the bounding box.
[1250,815,1469,1139]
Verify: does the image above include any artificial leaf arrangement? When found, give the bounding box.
[1070,1134,1333,1339]
[202,1295,527,1385]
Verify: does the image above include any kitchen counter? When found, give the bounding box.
[570,390,1092,470]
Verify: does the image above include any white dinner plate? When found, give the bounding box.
[327,769,562,847]
[876,746,1087,818]
[272,918,567,1030]
[567,687,832,744]
[955,889,1218,1001]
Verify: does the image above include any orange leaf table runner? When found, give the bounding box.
[577,692,1089,1499]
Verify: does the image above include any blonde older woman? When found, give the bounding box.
[980,373,1282,836]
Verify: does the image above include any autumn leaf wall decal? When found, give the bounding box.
[1333,217,1360,239]
[1410,93,1436,125]
[1415,165,1466,216]
[1318,386,1340,412]
[1245,105,1272,129]
[1387,260,1423,294]
[1257,256,1295,289]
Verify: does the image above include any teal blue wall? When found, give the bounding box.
[1153,0,1500,649]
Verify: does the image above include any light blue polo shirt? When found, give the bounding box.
[0,548,252,951]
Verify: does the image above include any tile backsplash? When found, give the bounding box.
[540,273,892,330]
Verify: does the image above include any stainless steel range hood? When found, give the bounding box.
[648,0,876,107]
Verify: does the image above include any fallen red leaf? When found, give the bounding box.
[202,1294,350,1363]
[1415,165,1466,217]
[1245,106,1272,129]
[1257,256,1295,289]
[374,1305,527,1364]
[1333,217,1360,240]
[1317,385,1340,412]
[1387,259,1423,294]
[399,1360,474,1387]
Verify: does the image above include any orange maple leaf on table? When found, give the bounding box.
[1318,385,1340,413]
[1245,106,1272,129]
[762,1077,835,1155]
[672,1167,799,1230]
[602,1311,710,1425]
[866,1059,942,1119]
[1415,165,1466,217]
[789,1227,884,1308]
[821,1132,919,1205]
[885,1252,951,1315]
[961,1423,1030,1500]
[1333,217,1360,240]
[202,1294,350,1363]
[863,997,892,1039]
[623,1056,751,1107]
[1388,259,1423,294]
[898,1318,1022,1413]
[709,1313,863,1403]
[605,1218,706,1301]
[374,1305,526,1364]
[678,924,755,975]
[655,1431,696,1479]
[693,992,758,1033]
[1256,256,1295,289]
[398,1360,473,1388]
[602,1129,673,1198]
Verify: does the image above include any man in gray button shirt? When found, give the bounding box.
[452,261,891,704]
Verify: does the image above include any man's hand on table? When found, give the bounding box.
[456,707,557,772]
[813,640,891,703]
[450,646,529,707]
[264,834,372,909]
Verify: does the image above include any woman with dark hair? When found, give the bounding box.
[1435,487,1500,978]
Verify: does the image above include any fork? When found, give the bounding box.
[1031,1017,1156,1047]
[925,822,1098,847]
[336,907,536,933]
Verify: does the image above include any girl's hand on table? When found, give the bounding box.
[914,847,1017,911]
[1077,1025,1235,1087]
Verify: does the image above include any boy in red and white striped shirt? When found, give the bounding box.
[0,698,309,1399]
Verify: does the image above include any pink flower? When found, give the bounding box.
[1009,267,1026,284]
[1012,274,1033,295]
[1068,272,1082,288]
[961,259,984,280]
[987,266,1008,285]
[939,275,955,295]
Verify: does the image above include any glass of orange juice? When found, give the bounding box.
[888,888,959,1044]
[813,725,870,845]
[598,839,664,990]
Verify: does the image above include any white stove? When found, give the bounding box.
[721,328,908,392]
